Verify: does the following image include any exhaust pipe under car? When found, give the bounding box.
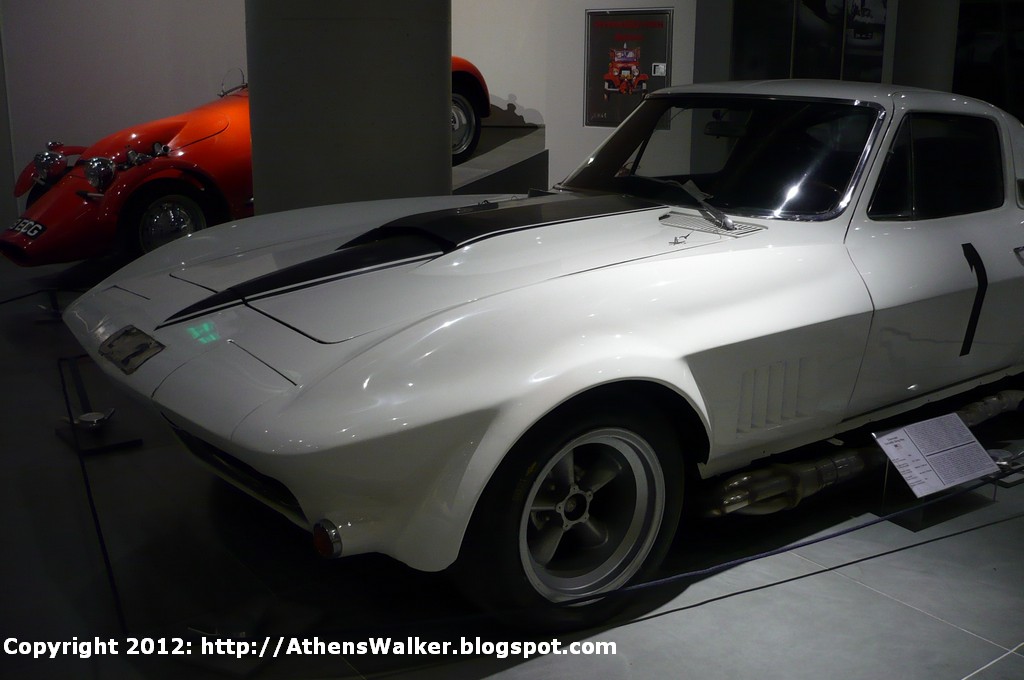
[703,390,1024,517]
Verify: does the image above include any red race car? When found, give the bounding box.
[3,57,489,266]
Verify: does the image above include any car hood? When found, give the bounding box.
[79,92,246,160]
[125,192,758,345]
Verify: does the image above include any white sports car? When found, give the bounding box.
[64,80,1024,624]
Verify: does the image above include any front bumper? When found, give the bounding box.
[2,175,119,266]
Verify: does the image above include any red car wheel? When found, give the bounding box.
[123,184,210,254]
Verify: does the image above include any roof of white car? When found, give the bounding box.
[653,79,990,110]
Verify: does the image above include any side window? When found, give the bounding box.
[868,113,1004,220]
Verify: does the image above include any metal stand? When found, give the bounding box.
[990,444,1024,489]
[34,289,64,324]
[55,355,139,634]
[55,355,143,454]
[877,460,996,532]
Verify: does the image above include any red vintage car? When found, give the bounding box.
[3,57,489,266]
[603,46,649,97]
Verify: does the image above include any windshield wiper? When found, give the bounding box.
[681,180,735,231]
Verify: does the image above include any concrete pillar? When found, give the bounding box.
[245,0,451,215]
[892,0,960,91]
[693,0,734,83]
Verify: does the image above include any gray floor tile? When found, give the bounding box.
[817,516,1024,650]
[962,644,1024,680]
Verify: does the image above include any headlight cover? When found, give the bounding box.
[33,150,67,180]
[84,156,116,191]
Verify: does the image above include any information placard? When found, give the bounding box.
[873,413,999,497]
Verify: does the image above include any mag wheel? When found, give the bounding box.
[457,397,683,628]
[451,91,481,165]
[520,427,666,600]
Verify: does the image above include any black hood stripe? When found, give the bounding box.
[158,241,440,328]
[160,194,663,327]
[348,193,662,250]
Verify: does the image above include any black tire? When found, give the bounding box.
[121,183,209,255]
[451,90,481,165]
[455,395,684,629]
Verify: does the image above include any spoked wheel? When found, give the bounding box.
[456,396,683,628]
[451,91,481,165]
[120,182,211,256]
[136,193,207,253]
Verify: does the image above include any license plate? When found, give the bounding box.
[8,218,46,239]
[98,325,165,375]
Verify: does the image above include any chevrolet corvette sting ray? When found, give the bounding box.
[63,80,1024,624]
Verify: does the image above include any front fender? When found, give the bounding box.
[2,173,115,264]
[232,266,716,570]
[14,163,38,197]
[13,144,88,197]
[1,161,213,265]
[350,294,710,571]
[226,241,870,571]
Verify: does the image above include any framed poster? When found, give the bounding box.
[585,8,672,127]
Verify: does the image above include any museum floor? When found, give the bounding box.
[2,254,1022,680]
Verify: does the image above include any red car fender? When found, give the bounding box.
[1,161,230,266]
[2,174,116,264]
[13,144,88,197]
[13,164,37,197]
[451,56,491,119]
[99,161,211,218]
[451,57,488,96]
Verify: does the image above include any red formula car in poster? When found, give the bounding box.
[2,58,490,266]
[603,46,649,97]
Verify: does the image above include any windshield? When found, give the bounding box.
[562,94,882,220]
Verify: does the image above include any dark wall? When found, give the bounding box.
[0,18,15,224]
[953,0,1024,120]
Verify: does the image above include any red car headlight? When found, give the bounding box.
[84,156,116,191]
[33,150,67,180]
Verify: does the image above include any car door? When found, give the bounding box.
[844,93,1024,418]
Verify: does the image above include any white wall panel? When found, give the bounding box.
[452,0,548,125]
[1,0,246,192]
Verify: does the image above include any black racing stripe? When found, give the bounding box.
[344,193,663,250]
[159,234,442,327]
[160,193,663,327]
